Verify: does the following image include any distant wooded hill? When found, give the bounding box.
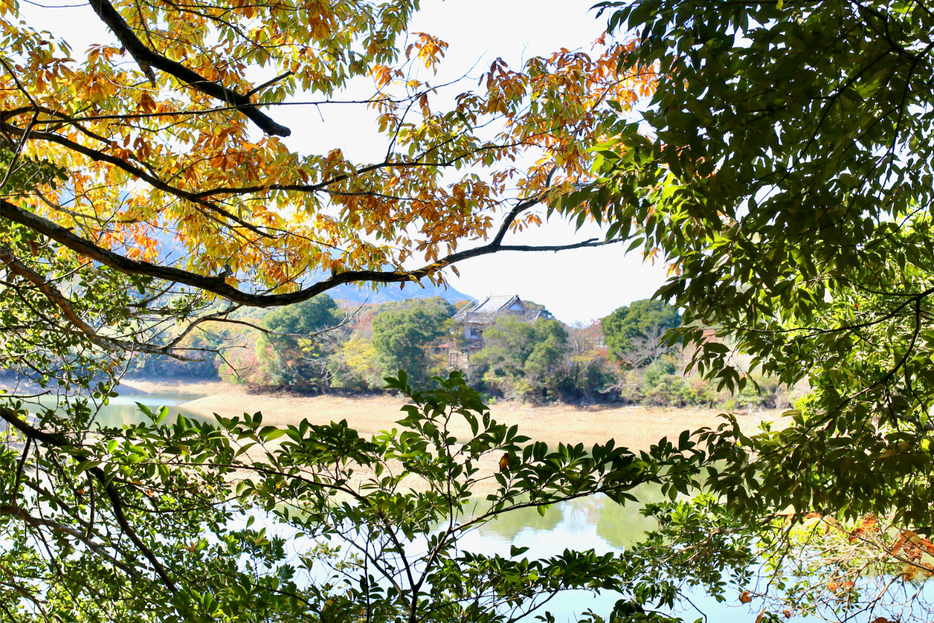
[144,228,475,305]
[326,280,473,305]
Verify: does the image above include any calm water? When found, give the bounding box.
[93,393,758,621]
[8,391,206,428]
[456,494,753,622]
[88,393,205,427]
[7,390,875,621]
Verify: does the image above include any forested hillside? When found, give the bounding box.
[127,295,797,409]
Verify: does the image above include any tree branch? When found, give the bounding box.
[2,199,609,309]
[87,0,290,137]
[0,121,272,238]
[0,246,203,360]
[0,504,139,578]
[0,405,177,592]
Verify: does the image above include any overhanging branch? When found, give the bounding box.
[0,405,178,593]
[2,199,610,309]
[0,504,139,578]
[0,245,203,360]
[0,121,273,238]
[87,0,290,137]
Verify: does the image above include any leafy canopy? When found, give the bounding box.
[588,0,934,521]
[600,299,680,368]
[0,370,710,623]
[1,0,654,310]
[556,0,934,618]
[0,4,685,621]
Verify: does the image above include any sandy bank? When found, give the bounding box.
[181,391,784,495]
[114,379,786,495]
[119,378,242,398]
[179,391,781,452]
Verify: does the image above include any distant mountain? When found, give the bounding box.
[326,280,474,305]
[141,229,474,304]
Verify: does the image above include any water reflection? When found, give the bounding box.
[454,493,661,621]
[596,484,667,549]
[463,483,667,552]
[88,394,205,428]
[5,392,206,428]
[473,499,565,542]
[0,391,779,621]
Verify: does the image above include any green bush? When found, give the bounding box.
[371,297,454,386]
[622,357,790,409]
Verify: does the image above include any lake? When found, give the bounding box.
[96,392,768,621]
[11,391,205,428]
[7,390,883,622]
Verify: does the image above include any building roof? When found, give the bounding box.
[454,295,530,324]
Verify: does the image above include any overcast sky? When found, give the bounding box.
[20,0,668,324]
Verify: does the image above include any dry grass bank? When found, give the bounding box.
[174,389,782,452]
[119,380,787,495]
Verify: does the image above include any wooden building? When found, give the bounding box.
[448,295,548,371]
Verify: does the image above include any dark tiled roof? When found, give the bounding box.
[453,295,524,323]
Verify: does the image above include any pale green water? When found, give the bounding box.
[89,393,205,427]
[9,389,784,621]
[6,392,206,428]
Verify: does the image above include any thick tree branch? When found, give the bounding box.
[2,199,609,309]
[98,474,178,593]
[0,406,73,447]
[86,0,290,136]
[0,246,203,360]
[0,504,138,577]
[12,437,31,498]
[0,246,102,340]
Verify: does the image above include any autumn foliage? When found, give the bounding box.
[1,0,656,309]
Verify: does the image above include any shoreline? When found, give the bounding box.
[118,378,242,398]
[115,378,783,452]
[2,377,786,495]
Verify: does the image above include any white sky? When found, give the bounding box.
[409,1,670,323]
[19,0,668,324]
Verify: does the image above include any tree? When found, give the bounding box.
[327,336,384,391]
[253,295,344,389]
[0,2,670,620]
[565,321,617,402]
[600,299,681,368]
[371,297,453,385]
[572,0,934,618]
[523,322,569,397]
[472,316,570,401]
